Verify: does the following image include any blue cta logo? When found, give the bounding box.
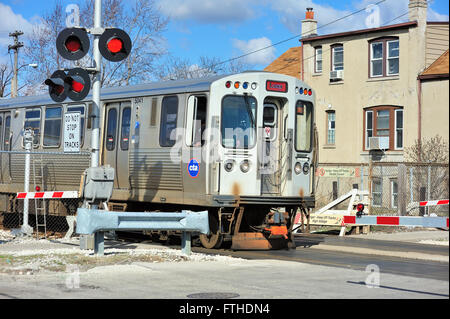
[187,159,200,178]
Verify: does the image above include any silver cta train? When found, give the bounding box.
[0,71,317,249]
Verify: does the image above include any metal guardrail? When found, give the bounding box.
[76,208,210,256]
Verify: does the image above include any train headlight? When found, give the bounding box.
[294,162,302,175]
[224,160,235,172]
[303,162,310,174]
[240,160,250,173]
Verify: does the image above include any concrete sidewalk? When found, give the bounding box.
[346,229,449,244]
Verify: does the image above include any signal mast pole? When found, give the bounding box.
[91,0,102,169]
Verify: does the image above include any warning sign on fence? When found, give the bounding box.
[307,214,345,226]
[315,167,360,178]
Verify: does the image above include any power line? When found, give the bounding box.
[185,0,389,76]
[269,10,412,74]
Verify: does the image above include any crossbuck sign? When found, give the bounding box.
[64,112,81,153]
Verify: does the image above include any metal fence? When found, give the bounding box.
[0,150,90,237]
[315,162,449,217]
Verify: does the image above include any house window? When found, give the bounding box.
[387,40,399,75]
[364,106,403,151]
[315,46,322,73]
[326,111,335,145]
[395,109,403,150]
[391,179,398,209]
[372,178,382,207]
[331,45,344,71]
[369,38,399,78]
[370,42,383,77]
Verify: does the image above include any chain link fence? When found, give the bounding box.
[314,162,449,217]
[0,150,90,237]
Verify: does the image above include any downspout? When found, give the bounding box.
[417,77,422,160]
[301,41,304,81]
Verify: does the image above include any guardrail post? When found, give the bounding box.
[181,232,192,256]
[94,231,105,256]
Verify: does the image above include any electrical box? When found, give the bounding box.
[81,166,115,204]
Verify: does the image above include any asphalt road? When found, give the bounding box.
[187,233,449,282]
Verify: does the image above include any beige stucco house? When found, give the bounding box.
[266,0,448,210]
[299,0,448,164]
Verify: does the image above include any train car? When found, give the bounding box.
[0,71,316,249]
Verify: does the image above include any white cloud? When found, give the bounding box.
[157,0,256,24]
[233,37,276,65]
[263,0,448,36]
[0,3,35,49]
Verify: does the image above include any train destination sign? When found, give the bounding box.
[266,80,288,93]
[64,112,81,153]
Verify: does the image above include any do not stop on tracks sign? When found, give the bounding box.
[64,112,81,153]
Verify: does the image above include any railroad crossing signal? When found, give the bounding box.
[99,28,132,62]
[45,26,132,102]
[56,28,90,60]
[44,70,68,103]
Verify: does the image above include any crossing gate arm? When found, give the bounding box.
[342,215,449,229]
[16,191,80,199]
[76,208,210,255]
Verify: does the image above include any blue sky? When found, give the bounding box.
[0,0,449,72]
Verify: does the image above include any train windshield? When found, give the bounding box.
[221,95,257,149]
[295,100,313,152]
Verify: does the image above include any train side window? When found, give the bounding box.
[186,95,207,147]
[295,100,313,152]
[159,96,178,147]
[106,108,118,151]
[67,105,85,146]
[23,108,41,147]
[120,107,131,151]
[3,116,10,150]
[43,106,62,147]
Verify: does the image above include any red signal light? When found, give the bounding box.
[356,203,364,212]
[35,186,41,192]
[71,80,84,93]
[65,36,81,52]
[107,38,123,53]
[308,89,312,96]
[226,81,231,88]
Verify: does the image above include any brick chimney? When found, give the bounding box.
[409,0,428,23]
[301,8,318,38]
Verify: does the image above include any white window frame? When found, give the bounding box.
[372,178,383,207]
[386,40,399,76]
[390,179,398,209]
[327,111,335,145]
[332,45,344,71]
[365,110,373,149]
[394,109,403,150]
[370,42,383,77]
[315,47,323,73]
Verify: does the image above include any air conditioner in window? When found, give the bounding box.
[368,136,389,150]
[330,70,344,80]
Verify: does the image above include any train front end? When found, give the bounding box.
[204,72,316,249]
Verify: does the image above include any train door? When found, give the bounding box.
[0,112,11,184]
[103,102,131,189]
[260,102,281,194]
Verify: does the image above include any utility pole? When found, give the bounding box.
[8,31,24,98]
